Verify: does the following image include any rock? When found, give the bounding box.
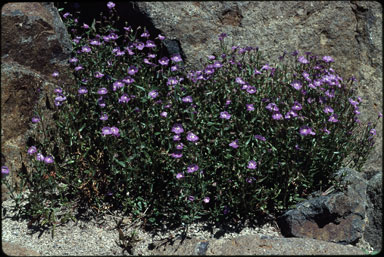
[1,241,40,256]
[364,172,383,251]
[1,2,73,188]
[277,168,368,245]
[148,234,366,255]
[133,1,382,173]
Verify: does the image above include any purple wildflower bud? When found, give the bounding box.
[322,55,334,63]
[44,155,54,164]
[176,173,184,179]
[172,124,184,134]
[160,111,168,117]
[266,103,279,112]
[229,139,239,149]
[119,94,130,103]
[157,34,165,40]
[81,46,91,53]
[95,71,104,78]
[102,127,112,135]
[182,96,193,103]
[148,90,159,99]
[247,160,257,169]
[220,111,231,120]
[100,113,108,121]
[171,54,183,63]
[188,196,195,201]
[31,116,40,123]
[28,146,37,155]
[254,135,266,141]
[110,126,120,137]
[272,112,283,120]
[36,153,45,161]
[291,80,302,90]
[246,104,255,111]
[97,88,108,95]
[176,143,184,150]
[218,32,227,41]
[173,134,181,141]
[158,57,169,66]
[145,40,156,48]
[1,166,9,175]
[299,126,316,136]
[246,86,257,94]
[107,1,115,9]
[298,56,309,64]
[186,132,199,142]
[328,114,339,123]
[235,77,246,85]
[127,66,138,75]
[78,87,88,95]
[187,164,199,173]
[291,101,302,111]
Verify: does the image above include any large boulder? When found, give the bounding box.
[364,172,383,251]
[276,168,379,247]
[1,2,73,191]
[133,1,382,174]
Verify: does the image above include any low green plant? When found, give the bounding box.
[3,2,380,232]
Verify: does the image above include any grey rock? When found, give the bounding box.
[148,234,366,255]
[277,168,368,245]
[364,172,383,251]
[133,1,382,173]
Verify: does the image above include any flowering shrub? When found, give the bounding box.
[4,2,380,231]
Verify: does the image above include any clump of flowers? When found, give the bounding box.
[4,2,380,232]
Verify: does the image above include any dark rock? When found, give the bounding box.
[148,234,366,255]
[133,1,382,173]
[1,2,73,190]
[277,168,368,245]
[364,172,383,251]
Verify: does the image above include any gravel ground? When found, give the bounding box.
[1,195,284,256]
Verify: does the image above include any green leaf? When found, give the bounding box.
[114,159,126,168]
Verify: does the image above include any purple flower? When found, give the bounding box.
[94,71,104,78]
[173,134,181,141]
[349,98,359,107]
[148,90,159,98]
[235,77,246,85]
[112,81,124,91]
[44,155,54,164]
[167,77,179,86]
[220,111,231,120]
[322,55,334,63]
[171,54,183,63]
[291,101,302,111]
[291,80,302,90]
[370,129,377,136]
[107,1,115,9]
[145,40,156,48]
[299,126,316,136]
[69,57,78,63]
[158,57,169,66]
[229,139,239,149]
[261,64,271,71]
[119,94,130,103]
[90,39,101,46]
[78,87,88,95]
[272,112,283,120]
[122,76,135,84]
[52,71,59,77]
[176,173,184,179]
[31,116,40,123]
[247,160,257,169]
[74,66,83,71]
[254,135,266,141]
[100,113,108,121]
[176,143,184,150]
[186,132,199,142]
[28,146,37,155]
[172,124,184,134]
[328,114,339,123]
[187,164,199,173]
[157,34,165,40]
[81,46,91,53]
[285,110,298,119]
[223,206,230,215]
[246,177,256,183]
[110,127,120,137]
[141,30,150,38]
[102,127,112,136]
[323,106,334,114]
[127,66,138,75]
[246,86,257,94]
[322,128,331,134]
[188,196,195,202]
[218,32,227,40]
[213,61,222,68]
[266,103,279,112]
[246,104,255,111]
[1,166,9,175]
[97,88,108,95]
[182,96,193,103]
[160,111,168,117]
[36,153,45,162]
[298,56,309,64]
[203,197,210,203]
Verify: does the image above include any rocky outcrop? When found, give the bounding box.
[364,172,383,251]
[1,2,73,188]
[277,168,381,249]
[133,1,382,174]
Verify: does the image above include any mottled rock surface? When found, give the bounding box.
[364,172,383,251]
[148,234,366,255]
[277,168,368,245]
[1,2,73,188]
[133,1,382,174]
